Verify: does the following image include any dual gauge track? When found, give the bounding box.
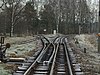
[13,35,84,75]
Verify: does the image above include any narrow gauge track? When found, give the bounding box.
[13,35,50,75]
[50,37,73,75]
[13,36,83,75]
[52,44,70,75]
[30,43,54,75]
[25,36,60,75]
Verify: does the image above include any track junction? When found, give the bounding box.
[12,35,84,75]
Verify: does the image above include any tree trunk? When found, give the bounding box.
[10,23,14,37]
[98,10,100,53]
[10,3,14,37]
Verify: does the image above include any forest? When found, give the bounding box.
[0,0,99,37]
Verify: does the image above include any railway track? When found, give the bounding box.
[50,43,70,75]
[30,43,54,75]
[50,37,72,75]
[12,36,83,75]
[50,37,84,75]
[22,36,58,75]
[13,35,50,75]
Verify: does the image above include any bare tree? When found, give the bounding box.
[1,0,25,37]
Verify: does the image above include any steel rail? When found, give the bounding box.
[31,43,56,75]
[48,37,60,65]
[41,35,50,43]
[46,37,62,75]
[23,43,51,75]
[47,43,55,65]
[63,39,74,75]
[49,37,74,75]
[49,43,59,75]
[23,35,51,75]
[16,36,50,75]
[36,43,51,62]
[13,36,51,75]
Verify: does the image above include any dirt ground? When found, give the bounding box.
[0,34,100,75]
[68,34,100,75]
[0,36,40,75]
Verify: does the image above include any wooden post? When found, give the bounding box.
[98,0,100,53]
[79,25,81,35]
[98,35,100,53]
[0,37,4,46]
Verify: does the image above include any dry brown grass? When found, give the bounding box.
[69,37,100,75]
[24,49,36,56]
[85,35,97,47]
[4,64,18,72]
